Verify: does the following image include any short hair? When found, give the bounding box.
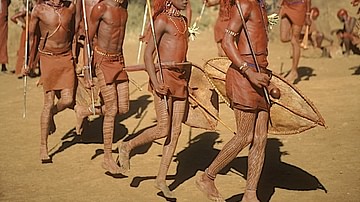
[337,9,348,19]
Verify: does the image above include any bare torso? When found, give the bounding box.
[32,1,76,51]
[90,0,128,53]
[157,13,188,63]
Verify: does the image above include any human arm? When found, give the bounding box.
[23,6,39,75]
[186,0,192,25]
[10,10,26,27]
[221,1,269,88]
[144,16,168,95]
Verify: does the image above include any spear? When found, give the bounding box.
[136,3,148,64]
[145,0,168,111]
[234,1,271,105]
[81,0,96,115]
[23,0,30,118]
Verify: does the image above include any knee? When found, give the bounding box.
[62,97,74,108]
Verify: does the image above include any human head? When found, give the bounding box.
[311,7,319,20]
[337,9,348,21]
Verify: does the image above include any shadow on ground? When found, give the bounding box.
[130,132,327,201]
[49,95,152,160]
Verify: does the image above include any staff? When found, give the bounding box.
[145,0,168,111]
[23,0,30,118]
[136,3,148,64]
[235,1,271,105]
[81,0,96,115]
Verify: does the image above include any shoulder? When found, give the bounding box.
[92,1,107,14]
[32,3,46,16]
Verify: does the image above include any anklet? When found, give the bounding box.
[205,168,216,180]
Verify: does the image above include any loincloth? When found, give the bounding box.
[149,64,190,99]
[93,46,128,84]
[280,0,307,26]
[38,48,75,92]
[214,17,230,43]
[225,63,270,112]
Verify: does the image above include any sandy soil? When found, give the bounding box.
[1,2,360,202]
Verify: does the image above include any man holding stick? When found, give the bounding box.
[76,0,129,174]
[196,0,275,201]
[24,0,80,163]
[118,0,190,198]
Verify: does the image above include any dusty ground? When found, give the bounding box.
[1,1,360,202]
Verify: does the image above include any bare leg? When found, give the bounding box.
[242,110,268,202]
[286,24,303,83]
[280,17,292,43]
[96,68,123,174]
[196,109,256,201]
[155,98,186,198]
[40,91,55,162]
[118,93,170,173]
[49,88,74,134]
[116,81,129,115]
[74,105,103,135]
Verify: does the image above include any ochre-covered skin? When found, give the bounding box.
[195,1,272,201]
[26,0,78,163]
[118,0,189,198]
[79,0,130,174]
[0,0,9,67]
[279,0,311,83]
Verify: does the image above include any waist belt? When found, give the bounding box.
[94,46,122,57]
[38,48,70,56]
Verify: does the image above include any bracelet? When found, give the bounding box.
[238,62,248,73]
[225,29,239,37]
[83,66,90,70]
[306,12,311,15]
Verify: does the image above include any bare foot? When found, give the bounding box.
[40,145,51,163]
[285,70,298,84]
[101,158,124,174]
[117,141,130,173]
[74,105,88,135]
[154,180,175,198]
[195,172,225,202]
[242,190,260,202]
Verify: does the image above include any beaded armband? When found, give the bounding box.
[225,29,239,37]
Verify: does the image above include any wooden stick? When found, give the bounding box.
[23,0,30,118]
[189,94,236,135]
[146,0,168,111]
[301,25,309,49]
[136,4,148,64]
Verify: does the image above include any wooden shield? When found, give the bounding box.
[183,63,220,131]
[203,57,326,135]
[75,76,101,107]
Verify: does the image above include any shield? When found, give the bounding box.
[75,75,101,108]
[183,63,220,131]
[203,57,326,135]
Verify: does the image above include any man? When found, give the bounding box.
[24,0,80,163]
[118,0,190,198]
[205,0,232,57]
[336,9,360,55]
[0,0,10,72]
[278,0,311,83]
[195,0,273,201]
[80,0,130,174]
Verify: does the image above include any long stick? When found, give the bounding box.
[136,3,148,64]
[235,1,271,105]
[189,94,236,135]
[81,0,96,115]
[23,0,30,118]
[146,0,168,111]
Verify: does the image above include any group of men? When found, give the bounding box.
[1,0,357,201]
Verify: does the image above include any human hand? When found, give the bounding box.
[244,70,270,89]
[154,82,169,96]
[351,0,359,6]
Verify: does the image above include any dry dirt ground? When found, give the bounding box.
[1,3,360,202]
